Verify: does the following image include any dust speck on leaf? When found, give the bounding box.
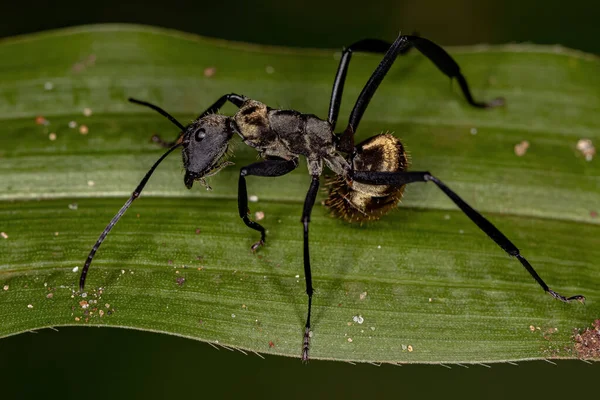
[269,341,275,348]
[3,285,8,291]
[204,67,216,77]
[576,139,596,161]
[68,203,78,210]
[27,304,33,309]
[1,232,8,239]
[359,291,368,300]
[79,125,88,135]
[255,211,265,221]
[49,132,57,141]
[35,116,49,125]
[176,277,185,286]
[514,140,530,156]
[46,293,53,299]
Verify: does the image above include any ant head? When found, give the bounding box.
[182,114,234,189]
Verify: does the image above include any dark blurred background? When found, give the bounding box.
[1,1,598,398]
[1,0,599,54]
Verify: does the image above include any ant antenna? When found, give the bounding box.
[129,98,186,131]
[79,141,183,291]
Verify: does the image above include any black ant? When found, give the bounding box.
[79,34,585,362]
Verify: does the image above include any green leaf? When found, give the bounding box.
[0,24,599,364]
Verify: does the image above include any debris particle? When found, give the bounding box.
[203,67,216,77]
[75,317,80,321]
[121,270,125,275]
[347,338,353,343]
[68,121,77,128]
[249,195,259,202]
[80,292,87,298]
[591,211,598,218]
[295,274,300,278]
[255,211,265,221]
[35,116,49,125]
[353,315,364,324]
[99,310,104,317]
[83,107,92,117]
[428,298,432,302]
[401,344,407,351]
[79,125,89,135]
[377,245,381,249]
[176,277,186,286]
[470,127,478,135]
[68,203,78,210]
[529,325,535,332]
[44,81,54,91]
[27,304,33,309]
[49,132,57,141]
[46,293,53,299]
[514,140,530,156]
[3,285,9,291]
[105,304,110,308]
[269,341,275,348]
[87,180,95,187]
[231,314,236,318]
[72,266,79,273]
[408,345,413,352]
[459,229,464,234]
[576,139,596,161]
[1,232,8,239]
[359,291,368,300]
[195,228,201,234]
[370,327,375,331]
[265,65,275,74]
[573,319,600,359]
[308,331,314,338]
[79,300,89,309]
[54,232,59,236]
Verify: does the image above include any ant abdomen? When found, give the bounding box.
[326,133,409,222]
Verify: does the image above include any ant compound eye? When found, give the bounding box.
[195,128,206,141]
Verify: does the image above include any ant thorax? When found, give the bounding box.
[232,99,349,176]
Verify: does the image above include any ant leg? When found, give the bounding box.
[129,94,245,148]
[300,175,320,362]
[351,170,586,303]
[338,35,504,151]
[238,158,298,250]
[328,39,413,131]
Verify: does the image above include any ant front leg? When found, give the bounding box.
[238,158,299,250]
[352,170,585,303]
[130,94,246,148]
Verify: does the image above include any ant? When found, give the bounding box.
[79,34,585,362]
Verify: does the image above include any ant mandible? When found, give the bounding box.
[79,34,585,362]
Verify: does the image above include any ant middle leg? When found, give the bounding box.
[336,35,504,152]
